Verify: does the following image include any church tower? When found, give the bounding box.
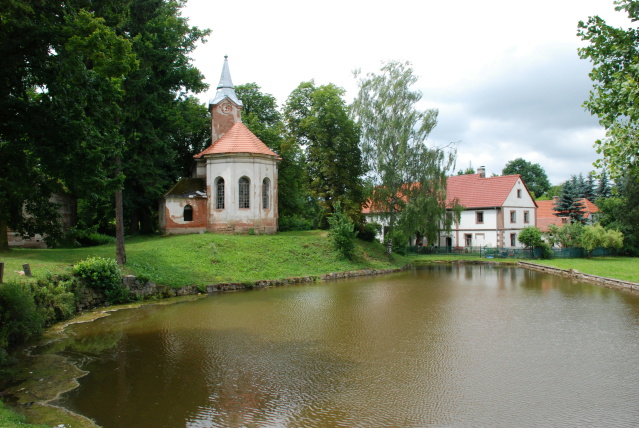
[209,55,243,142]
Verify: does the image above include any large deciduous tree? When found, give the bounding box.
[235,83,313,230]
[352,61,458,253]
[284,81,366,227]
[0,1,137,251]
[502,158,551,198]
[578,0,639,180]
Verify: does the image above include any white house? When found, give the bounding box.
[159,57,279,234]
[439,167,537,249]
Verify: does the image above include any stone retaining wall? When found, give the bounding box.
[76,266,410,310]
[518,261,639,292]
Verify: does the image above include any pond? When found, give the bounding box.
[49,265,639,427]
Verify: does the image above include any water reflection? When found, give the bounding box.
[52,265,639,427]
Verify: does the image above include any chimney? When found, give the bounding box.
[478,166,486,178]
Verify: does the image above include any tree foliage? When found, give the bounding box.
[236,83,316,231]
[553,176,587,223]
[578,0,639,180]
[327,202,358,259]
[502,158,551,198]
[352,61,458,253]
[547,222,584,248]
[284,81,366,227]
[518,226,544,248]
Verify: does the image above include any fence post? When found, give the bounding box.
[0,262,4,283]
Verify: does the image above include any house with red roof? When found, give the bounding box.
[438,167,537,248]
[159,57,279,234]
[535,198,599,233]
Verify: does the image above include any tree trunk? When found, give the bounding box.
[115,157,126,265]
[0,218,9,252]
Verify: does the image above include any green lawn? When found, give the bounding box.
[0,232,410,287]
[527,257,639,283]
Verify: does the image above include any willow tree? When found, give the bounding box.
[352,61,458,253]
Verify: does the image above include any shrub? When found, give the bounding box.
[358,222,382,242]
[278,215,315,232]
[73,257,130,304]
[327,202,358,259]
[31,275,76,325]
[390,229,409,255]
[0,282,43,349]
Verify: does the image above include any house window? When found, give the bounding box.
[183,205,193,222]
[239,177,250,209]
[465,234,472,246]
[216,178,225,210]
[510,233,517,247]
[517,189,522,198]
[262,178,270,209]
[476,211,484,224]
[524,210,530,223]
[510,210,516,223]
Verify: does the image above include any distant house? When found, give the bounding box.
[438,167,537,249]
[536,197,599,233]
[159,57,280,235]
[363,167,537,249]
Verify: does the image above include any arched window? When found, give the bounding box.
[183,205,193,222]
[216,177,225,210]
[239,177,250,209]
[262,178,270,209]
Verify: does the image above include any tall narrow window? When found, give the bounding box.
[216,178,225,210]
[476,211,484,224]
[183,205,193,222]
[517,189,522,198]
[465,234,472,246]
[239,177,250,209]
[262,178,270,209]
[524,210,530,223]
[510,233,517,247]
[510,210,516,223]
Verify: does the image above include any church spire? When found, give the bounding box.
[209,55,243,107]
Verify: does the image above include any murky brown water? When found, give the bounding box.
[51,265,639,427]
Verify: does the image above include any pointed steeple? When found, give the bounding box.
[209,55,243,107]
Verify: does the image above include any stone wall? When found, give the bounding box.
[76,267,410,310]
[518,261,639,292]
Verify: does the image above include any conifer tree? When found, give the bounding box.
[553,179,587,224]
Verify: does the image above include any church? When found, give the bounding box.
[159,57,279,234]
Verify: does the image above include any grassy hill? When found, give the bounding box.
[0,231,410,287]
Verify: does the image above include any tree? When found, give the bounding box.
[502,158,551,198]
[0,1,137,251]
[457,162,475,175]
[284,81,366,227]
[553,176,587,223]
[547,222,584,248]
[578,0,639,180]
[580,224,624,257]
[236,83,314,230]
[352,61,458,253]
[518,226,544,248]
[596,169,613,199]
[327,201,358,259]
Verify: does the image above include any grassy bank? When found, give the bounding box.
[411,254,639,283]
[1,231,411,287]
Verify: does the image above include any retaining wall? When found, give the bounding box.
[76,267,409,310]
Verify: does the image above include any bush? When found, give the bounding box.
[0,282,43,349]
[72,257,130,304]
[278,215,315,232]
[358,222,382,242]
[327,202,358,259]
[390,229,409,255]
[31,275,76,325]
[67,227,115,247]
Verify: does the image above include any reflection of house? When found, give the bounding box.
[439,167,537,248]
[159,57,279,235]
[536,197,599,233]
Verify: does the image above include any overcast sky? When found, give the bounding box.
[181,0,633,185]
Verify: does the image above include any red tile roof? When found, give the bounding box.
[536,198,599,232]
[445,173,532,208]
[194,122,279,158]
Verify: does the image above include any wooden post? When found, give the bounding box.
[0,262,4,283]
[22,263,32,277]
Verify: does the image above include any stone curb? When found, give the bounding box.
[518,261,639,292]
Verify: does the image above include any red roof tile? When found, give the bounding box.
[536,198,598,232]
[194,122,279,158]
[445,174,530,208]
